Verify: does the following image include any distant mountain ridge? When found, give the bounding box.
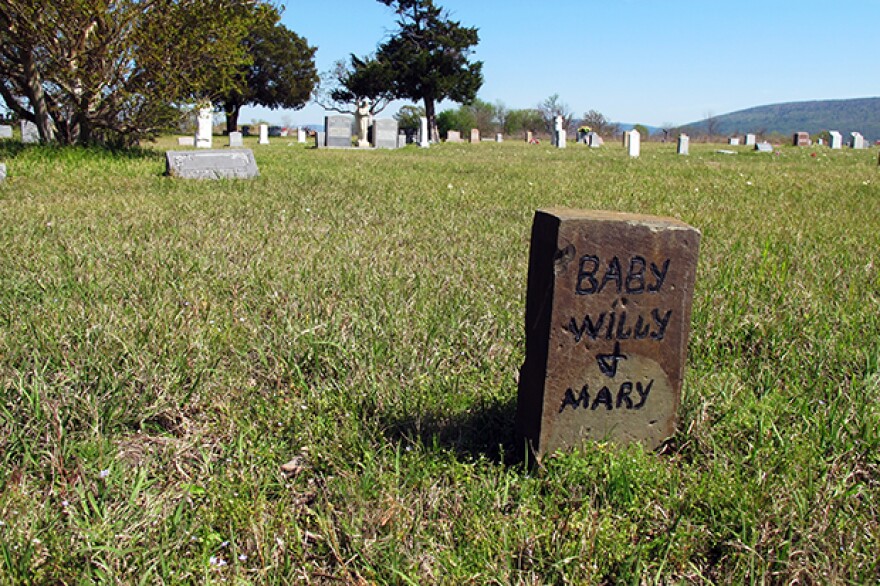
[680,97,880,140]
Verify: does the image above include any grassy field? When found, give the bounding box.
[0,136,878,584]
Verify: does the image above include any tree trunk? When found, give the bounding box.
[225,102,241,135]
[22,51,55,143]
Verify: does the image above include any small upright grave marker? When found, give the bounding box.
[587,132,603,148]
[496,133,504,143]
[793,132,810,146]
[196,107,213,148]
[0,163,6,182]
[525,131,533,143]
[677,134,689,155]
[850,132,867,149]
[446,130,462,143]
[728,137,740,146]
[419,117,430,148]
[0,125,12,139]
[744,134,756,146]
[516,208,701,458]
[21,121,39,143]
[228,132,243,147]
[178,136,194,147]
[258,124,269,145]
[470,128,481,143]
[315,131,325,149]
[297,128,307,143]
[755,142,773,153]
[166,149,259,179]
[829,131,842,149]
[627,129,640,157]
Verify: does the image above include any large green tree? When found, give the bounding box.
[313,54,396,116]
[376,0,483,142]
[215,5,317,134]
[0,0,256,146]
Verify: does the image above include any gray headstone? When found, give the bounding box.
[0,163,6,182]
[755,142,773,153]
[371,118,399,149]
[325,116,352,148]
[0,125,12,139]
[398,133,407,149]
[21,121,39,143]
[556,129,567,149]
[677,134,689,155]
[587,132,604,148]
[165,149,259,180]
[228,132,243,147]
[446,130,462,143]
[315,131,325,149]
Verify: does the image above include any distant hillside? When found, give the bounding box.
[680,97,880,140]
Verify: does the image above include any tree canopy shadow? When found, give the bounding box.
[0,141,164,161]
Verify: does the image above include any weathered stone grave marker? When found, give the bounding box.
[755,142,773,153]
[297,128,307,143]
[516,208,701,458]
[228,132,243,147]
[793,132,810,146]
[470,128,481,143]
[744,134,756,146]
[850,132,866,149]
[677,133,689,155]
[728,137,740,146]
[21,121,39,143]
[525,131,533,143]
[258,124,269,145]
[0,163,6,182]
[315,131,325,149]
[446,130,462,143]
[0,125,12,139]
[587,132,603,148]
[196,107,213,148]
[165,149,259,179]
[372,119,399,149]
[496,133,504,143]
[178,136,194,146]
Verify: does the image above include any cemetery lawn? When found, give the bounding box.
[0,137,878,584]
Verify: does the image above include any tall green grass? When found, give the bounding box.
[0,137,877,583]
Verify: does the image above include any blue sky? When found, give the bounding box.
[242,0,880,127]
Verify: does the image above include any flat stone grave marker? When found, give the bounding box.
[21,121,39,143]
[228,132,243,147]
[755,142,773,153]
[677,134,689,155]
[0,125,12,139]
[326,115,352,148]
[372,119,399,149]
[516,208,701,459]
[165,149,259,179]
[178,136,194,146]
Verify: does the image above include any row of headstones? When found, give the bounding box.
[317,115,406,149]
[793,131,868,149]
[445,129,505,143]
[0,121,40,142]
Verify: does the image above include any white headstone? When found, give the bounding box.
[829,131,842,150]
[496,133,503,143]
[728,137,740,146]
[744,134,756,146]
[755,142,773,153]
[196,107,213,148]
[315,131,325,149]
[228,131,243,147]
[178,136,194,146]
[297,128,307,143]
[0,163,6,181]
[628,130,641,157]
[677,134,689,155]
[587,132,604,148]
[446,130,462,143]
[258,124,269,145]
[0,125,12,139]
[850,132,866,149]
[556,129,567,149]
[419,117,429,148]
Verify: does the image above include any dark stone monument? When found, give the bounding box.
[517,208,701,459]
[325,115,352,148]
[165,149,259,179]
